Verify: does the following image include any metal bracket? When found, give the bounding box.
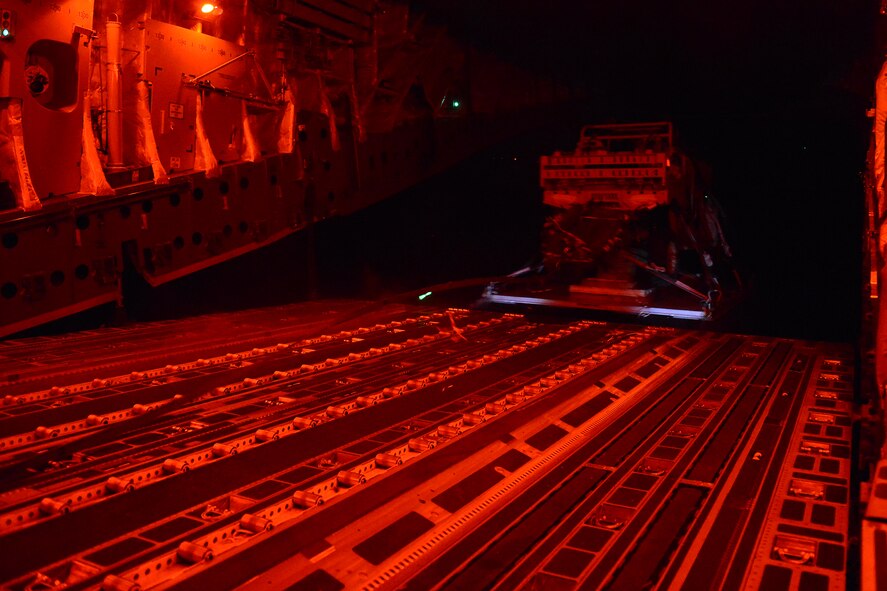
[184,50,284,108]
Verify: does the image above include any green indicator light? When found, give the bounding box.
[452,100,460,108]
[1,29,9,37]
[418,291,432,301]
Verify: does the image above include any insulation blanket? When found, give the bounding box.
[0,99,41,210]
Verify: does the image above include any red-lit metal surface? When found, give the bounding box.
[0,0,566,337]
[0,303,853,590]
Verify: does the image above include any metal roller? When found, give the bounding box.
[239,513,273,533]
[485,402,505,415]
[106,477,135,493]
[34,426,59,439]
[462,412,486,425]
[505,392,525,404]
[375,453,402,468]
[101,574,141,591]
[162,459,189,474]
[336,470,366,487]
[177,541,213,564]
[292,491,324,508]
[326,406,348,418]
[212,443,236,457]
[409,437,435,452]
[437,425,461,438]
[39,497,69,515]
[292,417,317,430]
[255,429,279,442]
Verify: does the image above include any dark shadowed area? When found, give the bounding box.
[23,2,882,343]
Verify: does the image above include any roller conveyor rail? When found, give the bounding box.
[0,314,547,528]
[0,302,854,591]
[0,308,482,454]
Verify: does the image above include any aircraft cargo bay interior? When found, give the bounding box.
[0,2,883,590]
